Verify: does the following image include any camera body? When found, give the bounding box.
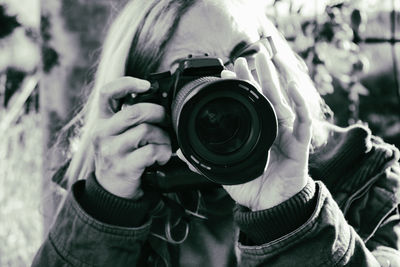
[124,56,277,191]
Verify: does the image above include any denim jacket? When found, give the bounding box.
[32,125,400,266]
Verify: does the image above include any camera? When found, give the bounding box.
[124,55,277,191]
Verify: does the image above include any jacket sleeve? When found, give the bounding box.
[366,160,400,266]
[234,178,400,267]
[31,176,154,267]
[367,206,400,267]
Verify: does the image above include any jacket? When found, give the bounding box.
[32,125,400,266]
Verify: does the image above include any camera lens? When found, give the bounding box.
[172,78,277,185]
[195,98,250,154]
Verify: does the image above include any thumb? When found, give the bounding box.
[221,69,237,79]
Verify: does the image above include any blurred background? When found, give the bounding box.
[0,0,399,266]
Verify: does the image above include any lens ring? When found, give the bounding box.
[186,91,260,165]
[172,78,277,184]
[171,76,220,135]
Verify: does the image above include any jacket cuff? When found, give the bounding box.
[74,173,159,227]
[233,179,317,245]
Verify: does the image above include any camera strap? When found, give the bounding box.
[149,191,207,244]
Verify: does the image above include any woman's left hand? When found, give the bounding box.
[221,51,313,211]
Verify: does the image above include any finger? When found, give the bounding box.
[232,57,264,93]
[234,57,256,83]
[112,123,170,154]
[255,51,294,124]
[255,52,285,106]
[105,103,167,135]
[221,70,237,79]
[125,144,172,172]
[288,82,312,144]
[99,77,151,117]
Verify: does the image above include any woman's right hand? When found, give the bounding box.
[89,77,172,199]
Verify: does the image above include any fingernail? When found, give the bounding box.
[258,44,272,60]
[221,70,236,78]
[235,57,247,66]
[138,80,151,89]
[266,36,277,58]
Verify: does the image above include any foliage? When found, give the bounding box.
[0,6,42,266]
[272,1,370,113]
[269,0,400,146]
[3,68,25,108]
[0,5,20,38]
[40,13,60,73]
[0,4,40,109]
[0,112,43,267]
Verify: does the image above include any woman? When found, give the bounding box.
[32,0,400,266]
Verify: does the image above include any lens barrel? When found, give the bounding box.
[171,78,277,185]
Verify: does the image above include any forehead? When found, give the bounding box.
[158,0,264,71]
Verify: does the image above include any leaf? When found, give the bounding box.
[0,5,21,39]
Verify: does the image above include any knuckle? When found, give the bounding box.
[147,144,157,154]
[90,126,103,149]
[90,125,117,157]
[97,156,117,176]
[127,103,166,125]
[99,140,112,157]
[300,116,313,128]
[99,83,111,98]
[162,146,172,159]
[144,144,158,159]
[124,104,142,123]
[137,123,152,136]
[301,109,313,124]
[142,104,165,121]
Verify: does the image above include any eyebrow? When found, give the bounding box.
[168,42,251,70]
[168,37,267,71]
[229,41,250,60]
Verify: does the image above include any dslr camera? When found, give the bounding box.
[124,56,277,191]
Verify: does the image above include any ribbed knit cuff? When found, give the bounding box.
[75,173,160,227]
[233,179,317,245]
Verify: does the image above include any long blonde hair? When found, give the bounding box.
[63,0,331,188]
[64,0,196,187]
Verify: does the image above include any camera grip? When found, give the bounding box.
[141,156,217,192]
[121,86,160,106]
